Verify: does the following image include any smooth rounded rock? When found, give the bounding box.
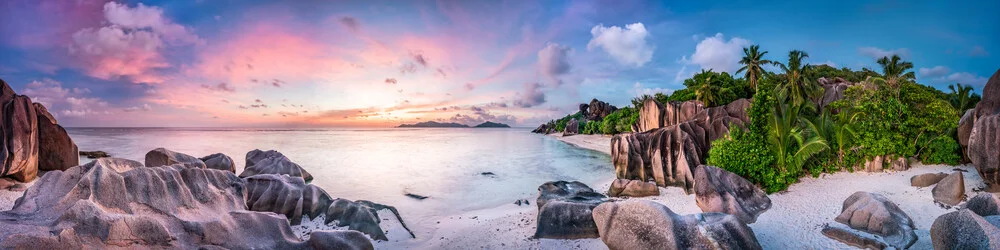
[932,172,965,206]
[592,199,761,250]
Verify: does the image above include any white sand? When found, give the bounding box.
[0,135,982,249]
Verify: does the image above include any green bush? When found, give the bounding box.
[920,136,960,165]
[600,107,638,134]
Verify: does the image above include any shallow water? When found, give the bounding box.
[67,127,611,232]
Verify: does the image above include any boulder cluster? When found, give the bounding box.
[0,79,78,184]
[931,193,1000,249]
[531,98,618,135]
[0,147,410,249]
[965,69,1000,186]
[826,192,918,249]
[611,98,750,193]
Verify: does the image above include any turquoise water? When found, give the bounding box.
[67,127,611,223]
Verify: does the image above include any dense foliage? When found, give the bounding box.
[708,79,787,192]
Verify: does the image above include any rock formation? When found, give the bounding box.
[34,103,78,171]
[584,99,618,121]
[200,153,236,173]
[932,171,965,206]
[246,174,333,225]
[0,158,369,249]
[966,193,1000,217]
[693,165,771,224]
[959,108,975,160]
[821,225,888,250]
[815,77,855,113]
[144,147,207,168]
[592,200,762,250]
[612,99,751,193]
[0,95,38,182]
[532,122,556,134]
[324,198,416,241]
[563,118,579,136]
[930,209,1000,249]
[910,172,949,187]
[241,149,313,182]
[969,68,1000,186]
[534,181,607,239]
[607,179,659,197]
[834,192,917,249]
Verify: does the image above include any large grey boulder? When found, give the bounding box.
[241,149,313,182]
[608,179,659,197]
[910,172,949,187]
[534,181,607,239]
[144,147,207,168]
[932,172,966,206]
[307,230,375,250]
[324,198,415,241]
[821,225,887,250]
[966,193,1000,217]
[930,209,1000,249]
[834,191,917,249]
[0,158,364,249]
[584,99,618,121]
[693,165,771,224]
[33,103,78,171]
[592,199,762,250]
[200,153,236,173]
[246,174,333,225]
[970,114,1000,186]
[972,69,1000,120]
[563,118,579,136]
[0,95,38,182]
[611,123,703,193]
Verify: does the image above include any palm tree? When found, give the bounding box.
[694,69,721,106]
[876,55,915,89]
[768,97,830,174]
[736,45,775,92]
[774,50,819,108]
[948,83,975,111]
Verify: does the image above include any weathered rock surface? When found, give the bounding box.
[970,114,1000,186]
[144,147,207,168]
[584,99,618,121]
[200,153,236,173]
[932,172,966,206]
[592,199,762,250]
[608,179,659,197]
[307,230,375,250]
[80,157,145,173]
[534,181,607,239]
[889,156,909,171]
[531,122,556,134]
[834,191,917,249]
[0,158,364,249]
[324,198,416,241]
[858,155,885,172]
[612,123,703,193]
[693,165,771,224]
[960,108,975,158]
[930,209,1000,249]
[967,193,1000,217]
[972,69,1000,120]
[246,174,333,225]
[563,118,579,136]
[821,225,887,250]
[816,77,855,113]
[910,172,949,187]
[634,99,665,133]
[33,103,78,171]
[241,149,313,182]
[0,95,38,182]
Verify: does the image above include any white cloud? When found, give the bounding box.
[538,43,572,86]
[813,60,838,68]
[633,82,673,97]
[123,104,153,112]
[514,82,546,108]
[943,72,989,87]
[22,78,113,118]
[62,97,112,117]
[687,33,750,73]
[587,23,654,67]
[970,45,989,56]
[857,47,911,59]
[918,66,950,78]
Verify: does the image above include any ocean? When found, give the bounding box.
[67,127,612,232]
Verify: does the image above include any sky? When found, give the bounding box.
[0,0,997,128]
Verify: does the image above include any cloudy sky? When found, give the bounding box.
[0,0,997,127]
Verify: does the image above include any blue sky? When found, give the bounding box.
[0,0,996,127]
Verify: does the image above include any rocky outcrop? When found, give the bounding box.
[972,69,1000,120]
[910,172,949,187]
[584,99,618,121]
[960,109,975,159]
[34,103,78,171]
[930,209,1000,249]
[633,99,708,133]
[821,225,888,250]
[592,200,762,250]
[693,165,771,224]
[0,95,38,182]
[563,118,579,136]
[324,198,416,241]
[932,172,966,206]
[889,156,909,171]
[858,155,885,172]
[970,114,1000,186]
[534,181,607,239]
[200,153,236,173]
[241,149,313,182]
[144,147,207,168]
[307,230,375,250]
[966,193,1000,217]
[608,179,659,197]
[834,192,917,249]
[634,99,664,133]
[816,77,855,113]
[611,123,703,193]
[245,174,333,225]
[80,157,145,173]
[532,122,556,134]
[0,158,366,249]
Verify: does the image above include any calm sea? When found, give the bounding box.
[66,127,611,228]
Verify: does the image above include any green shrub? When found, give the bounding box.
[920,136,960,165]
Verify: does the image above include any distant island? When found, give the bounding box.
[397,121,510,128]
